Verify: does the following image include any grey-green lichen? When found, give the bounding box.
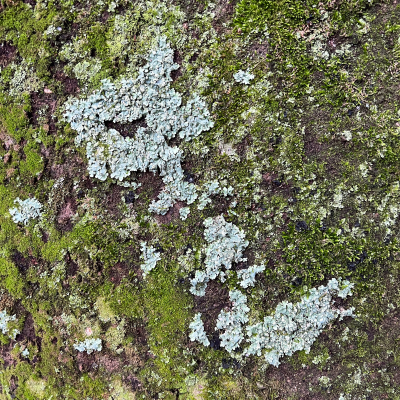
[63,36,213,215]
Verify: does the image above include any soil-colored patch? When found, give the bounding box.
[302,125,330,162]
[266,363,327,400]
[193,280,230,334]
[136,170,164,204]
[181,159,198,183]
[22,0,36,6]
[18,313,41,350]
[97,352,122,373]
[327,32,346,53]
[0,42,16,67]
[65,252,79,277]
[264,171,292,196]
[100,183,123,220]
[236,135,252,159]
[173,0,206,22]
[124,374,142,391]
[125,320,149,347]
[0,342,17,369]
[56,196,77,231]
[9,375,17,397]
[238,247,255,268]
[171,50,183,82]
[105,117,148,138]
[0,292,14,311]
[0,135,14,153]
[248,39,269,59]
[28,91,58,134]
[48,154,85,180]
[11,250,34,275]
[54,69,80,96]
[76,350,97,373]
[212,0,239,34]
[108,261,130,285]
[209,194,231,216]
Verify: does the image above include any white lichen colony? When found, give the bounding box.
[187,214,355,366]
[189,279,354,366]
[237,264,266,288]
[140,242,161,278]
[216,289,250,353]
[233,69,255,84]
[189,215,249,296]
[73,338,102,354]
[63,36,214,215]
[189,313,210,346]
[179,206,190,220]
[244,278,355,366]
[0,309,20,340]
[9,197,43,225]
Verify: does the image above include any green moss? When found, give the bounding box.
[108,283,145,320]
[20,140,44,180]
[140,269,194,390]
[0,3,57,78]
[0,101,30,142]
[21,375,47,400]
[69,219,126,267]
[0,257,25,298]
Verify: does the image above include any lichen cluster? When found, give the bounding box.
[0,309,19,340]
[140,242,161,278]
[73,337,102,354]
[9,197,42,225]
[244,279,354,367]
[63,36,213,215]
[189,215,249,296]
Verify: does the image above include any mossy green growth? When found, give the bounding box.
[69,218,125,267]
[108,282,145,320]
[0,101,30,142]
[0,3,57,78]
[0,257,25,299]
[21,375,47,400]
[20,140,44,180]
[141,268,194,391]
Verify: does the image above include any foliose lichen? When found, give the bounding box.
[215,289,250,353]
[189,215,249,296]
[140,242,161,278]
[233,69,254,84]
[237,264,266,288]
[0,309,20,340]
[179,206,190,220]
[73,338,102,354]
[189,313,210,346]
[244,279,355,366]
[63,36,214,215]
[9,197,43,225]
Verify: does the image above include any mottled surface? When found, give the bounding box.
[0,0,399,399]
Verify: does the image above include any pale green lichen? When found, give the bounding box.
[189,215,248,296]
[73,338,102,354]
[0,309,19,340]
[9,197,43,225]
[189,313,209,346]
[140,242,161,278]
[244,279,355,366]
[8,60,42,98]
[64,36,213,215]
